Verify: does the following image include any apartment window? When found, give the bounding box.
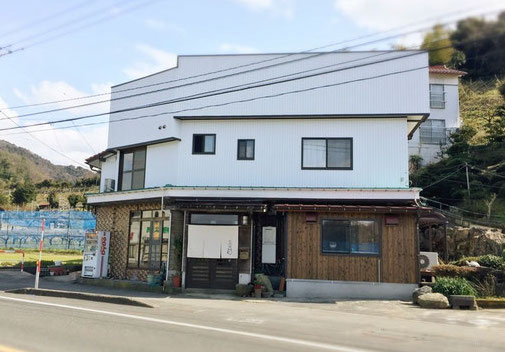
[302,138,352,169]
[321,219,379,255]
[430,84,445,109]
[420,119,447,145]
[119,147,146,191]
[192,134,216,154]
[237,139,255,160]
[128,210,171,269]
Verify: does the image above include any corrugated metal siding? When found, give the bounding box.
[107,52,429,149]
[136,117,408,189]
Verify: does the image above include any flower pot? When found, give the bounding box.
[172,275,181,288]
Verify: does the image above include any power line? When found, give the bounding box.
[0,111,88,168]
[0,0,93,39]
[3,18,504,125]
[0,0,160,58]
[0,65,428,136]
[421,165,467,190]
[3,5,502,112]
[0,52,430,132]
[1,29,498,132]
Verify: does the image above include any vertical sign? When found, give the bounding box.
[34,219,45,289]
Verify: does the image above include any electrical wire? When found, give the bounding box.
[3,5,503,112]
[0,65,428,136]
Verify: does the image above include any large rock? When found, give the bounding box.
[417,293,450,309]
[412,285,432,304]
[425,225,505,259]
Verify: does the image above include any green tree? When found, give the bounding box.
[11,183,36,206]
[420,24,455,66]
[67,193,80,208]
[451,12,505,79]
[47,190,59,209]
[0,192,10,207]
[79,195,87,209]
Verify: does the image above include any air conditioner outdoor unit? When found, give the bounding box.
[419,251,439,270]
[104,178,115,193]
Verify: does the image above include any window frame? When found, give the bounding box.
[419,119,447,145]
[320,218,381,257]
[126,210,171,269]
[301,137,353,170]
[237,139,255,160]
[429,84,445,109]
[118,147,146,191]
[192,134,216,155]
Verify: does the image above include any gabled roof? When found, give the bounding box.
[429,65,467,76]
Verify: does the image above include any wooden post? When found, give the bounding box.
[428,225,433,252]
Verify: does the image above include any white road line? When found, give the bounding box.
[0,295,372,352]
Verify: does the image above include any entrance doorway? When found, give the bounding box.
[185,213,250,289]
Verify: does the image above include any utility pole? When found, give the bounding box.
[465,162,471,198]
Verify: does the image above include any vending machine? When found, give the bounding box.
[82,231,110,278]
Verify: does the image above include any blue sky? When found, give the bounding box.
[0,0,502,167]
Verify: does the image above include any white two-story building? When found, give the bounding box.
[86,51,435,299]
[408,65,466,164]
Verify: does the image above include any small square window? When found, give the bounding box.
[237,139,255,160]
[193,134,216,154]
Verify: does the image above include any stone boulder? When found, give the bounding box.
[447,226,505,258]
[412,285,432,304]
[417,293,450,309]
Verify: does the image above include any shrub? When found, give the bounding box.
[451,255,505,270]
[476,255,505,270]
[431,264,478,279]
[433,277,477,297]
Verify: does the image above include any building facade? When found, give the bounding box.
[86,51,435,299]
[408,65,466,165]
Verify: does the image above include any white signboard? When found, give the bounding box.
[262,227,276,264]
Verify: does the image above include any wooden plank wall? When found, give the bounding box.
[286,212,417,284]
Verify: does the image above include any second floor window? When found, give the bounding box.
[120,147,146,191]
[419,119,447,145]
[193,134,216,154]
[237,139,255,160]
[430,84,445,109]
[302,138,352,170]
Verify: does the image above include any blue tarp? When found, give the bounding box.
[0,210,96,250]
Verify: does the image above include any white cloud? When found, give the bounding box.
[123,44,178,79]
[219,43,259,54]
[232,0,295,19]
[13,81,111,116]
[145,18,186,35]
[1,84,109,167]
[334,0,504,46]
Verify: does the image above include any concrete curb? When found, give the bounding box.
[6,288,154,308]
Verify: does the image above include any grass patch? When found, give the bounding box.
[0,249,82,267]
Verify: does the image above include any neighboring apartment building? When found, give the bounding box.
[86,51,435,299]
[408,65,467,164]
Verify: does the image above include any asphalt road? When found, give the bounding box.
[1,290,505,352]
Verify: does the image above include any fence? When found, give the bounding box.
[0,210,96,250]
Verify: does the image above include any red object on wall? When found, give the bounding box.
[385,215,400,225]
[305,212,317,223]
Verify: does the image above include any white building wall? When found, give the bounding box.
[99,155,117,192]
[144,141,180,188]
[408,73,461,164]
[107,52,429,149]
[112,117,407,189]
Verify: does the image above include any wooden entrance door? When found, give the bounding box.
[186,258,238,289]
